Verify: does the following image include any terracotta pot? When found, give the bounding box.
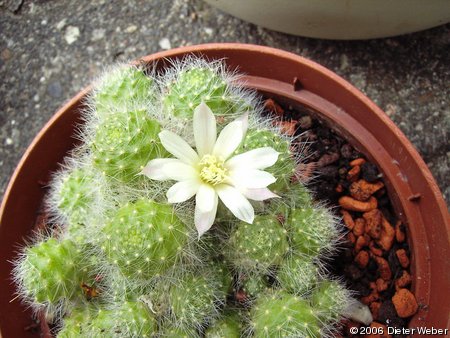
[1,44,448,337]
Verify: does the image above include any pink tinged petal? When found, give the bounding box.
[141,158,180,180]
[195,184,217,212]
[160,161,198,181]
[195,193,218,238]
[193,102,217,157]
[213,121,244,160]
[226,147,279,170]
[216,185,254,224]
[229,169,276,189]
[159,130,199,165]
[166,180,201,203]
[241,188,280,201]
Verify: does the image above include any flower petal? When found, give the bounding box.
[226,147,279,170]
[213,120,244,159]
[193,102,216,157]
[195,193,218,238]
[216,185,254,224]
[241,187,280,201]
[196,184,217,212]
[141,158,180,180]
[144,160,198,181]
[159,130,199,165]
[163,161,199,181]
[166,180,201,203]
[234,112,249,135]
[229,169,276,189]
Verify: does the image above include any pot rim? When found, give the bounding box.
[1,43,449,336]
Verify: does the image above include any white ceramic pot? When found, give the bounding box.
[204,0,450,39]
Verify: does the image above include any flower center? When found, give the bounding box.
[199,154,228,186]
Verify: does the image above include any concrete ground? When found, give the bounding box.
[0,0,449,202]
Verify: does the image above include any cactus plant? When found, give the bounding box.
[12,57,370,337]
[250,290,321,338]
[277,255,319,296]
[237,273,269,301]
[14,238,89,316]
[101,199,189,280]
[165,268,228,330]
[225,215,289,273]
[93,65,156,116]
[205,311,243,337]
[162,59,252,120]
[91,111,167,184]
[287,206,340,258]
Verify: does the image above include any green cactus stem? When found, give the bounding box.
[92,111,167,183]
[250,290,321,338]
[94,66,155,116]
[101,199,189,280]
[277,255,319,296]
[225,215,289,272]
[17,238,88,310]
[205,311,242,338]
[287,206,339,258]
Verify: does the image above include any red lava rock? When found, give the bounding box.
[376,278,389,292]
[395,221,406,243]
[361,290,379,305]
[350,179,384,201]
[369,241,383,256]
[367,322,391,338]
[370,302,381,321]
[377,217,395,251]
[364,209,382,239]
[392,288,418,318]
[347,232,356,244]
[341,209,355,230]
[335,183,344,193]
[275,120,297,136]
[369,281,377,291]
[395,270,412,289]
[373,256,392,281]
[350,158,366,167]
[395,249,410,268]
[347,165,361,181]
[355,250,370,268]
[355,235,368,252]
[353,218,366,236]
[264,98,284,116]
[317,152,340,167]
[339,196,378,212]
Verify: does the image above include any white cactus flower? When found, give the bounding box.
[142,102,280,237]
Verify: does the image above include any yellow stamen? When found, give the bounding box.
[199,154,227,185]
